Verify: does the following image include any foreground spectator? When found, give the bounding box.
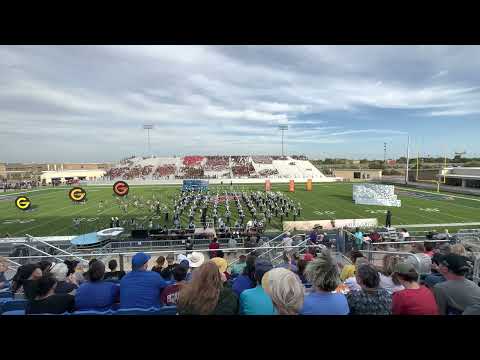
[379,255,404,295]
[277,251,298,273]
[240,259,275,315]
[433,253,480,315]
[120,252,170,309]
[262,268,304,315]
[161,265,188,306]
[178,262,238,315]
[151,256,166,274]
[185,251,205,281]
[11,264,43,299]
[38,260,53,274]
[423,253,446,289]
[347,264,392,315]
[50,263,78,295]
[232,254,256,297]
[0,257,9,290]
[300,250,349,315]
[296,259,309,285]
[26,274,75,314]
[103,259,125,281]
[210,257,230,281]
[230,255,247,277]
[75,260,120,311]
[161,254,176,281]
[391,263,438,315]
[343,258,368,292]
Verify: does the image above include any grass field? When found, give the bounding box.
[1,182,480,237]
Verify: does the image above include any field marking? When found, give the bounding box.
[396,187,480,202]
[392,222,480,228]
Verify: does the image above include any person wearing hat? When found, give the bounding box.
[239,259,276,315]
[119,252,171,309]
[210,257,230,282]
[432,253,480,315]
[391,262,438,315]
[184,251,205,282]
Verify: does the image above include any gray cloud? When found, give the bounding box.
[1,45,479,162]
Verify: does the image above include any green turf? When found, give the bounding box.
[1,182,480,237]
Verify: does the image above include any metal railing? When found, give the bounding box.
[228,231,288,267]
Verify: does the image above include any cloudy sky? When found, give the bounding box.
[1,45,479,163]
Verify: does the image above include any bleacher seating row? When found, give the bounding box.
[0,297,177,315]
[104,155,327,181]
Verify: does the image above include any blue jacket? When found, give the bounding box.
[120,270,170,309]
[232,274,255,297]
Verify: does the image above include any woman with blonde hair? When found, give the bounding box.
[262,268,304,315]
[450,244,466,256]
[379,254,404,295]
[177,262,238,315]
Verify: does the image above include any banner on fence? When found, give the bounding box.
[283,218,378,231]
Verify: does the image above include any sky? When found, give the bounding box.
[1,45,480,163]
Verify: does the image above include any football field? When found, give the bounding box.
[1,182,480,237]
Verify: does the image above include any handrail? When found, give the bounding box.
[369,239,451,246]
[21,243,64,263]
[26,234,89,264]
[228,231,288,266]
[6,243,326,261]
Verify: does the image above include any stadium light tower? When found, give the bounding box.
[279,124,288,157]
[143,124,154,156]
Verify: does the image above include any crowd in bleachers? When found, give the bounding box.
[2,231,479,315]
[1,180,40,191]
[183,156,205,167]
[252,156,273,164]
[153,165,176,179]
[204,156,229,171]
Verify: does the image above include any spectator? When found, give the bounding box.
[303,252,314,262]
[161,253,176,281]
[424,242,435,257]
[391,262,438,315]
[228,237,237,258]
[50,263,78,295]
[296,259,309,285]
[340,265,355,282]
[186,251,205,281]
[398,228,410,241]
[64,260,80,278]
[151,256,166,274]
[450,243,467,256]
[232,254,256,297]
[378,255,405,295]
[230,255,247,278]
[75,260,120,312]
[277,251,298,273]
[240,259,276,315]
[353,228,363,250]
[433,253,480,315]
[177,262,238,315]
[120,252,170,309]
[300,250,349,315]
[283,232,294,255]
[350,250,364,265]
[423,253,447,289]
[347,264,392,315]
[0,257,10,290]
[210,257,230,281]
[11,264,43,299]
[343,258,368,292]
[262,268,304,315]
[103,259,126,281]
[26,274,75,314]
[161,265,188,306]
[38,260,53,274]
[209,237,220,259]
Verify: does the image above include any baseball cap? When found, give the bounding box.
[132,252,151,269]
[440,253,471,275]
[210,257,228,273]
[255,259,273,282]
[393,262,417,275]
